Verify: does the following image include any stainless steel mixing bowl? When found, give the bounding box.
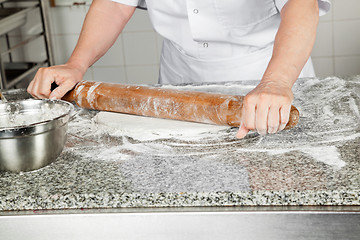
[0,99,74,172]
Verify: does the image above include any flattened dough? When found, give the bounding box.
[94,111,229,141]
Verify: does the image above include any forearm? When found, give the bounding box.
[67,0,136,75]
[262,0,319,87]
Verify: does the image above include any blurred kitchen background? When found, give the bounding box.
[0,0,359,89]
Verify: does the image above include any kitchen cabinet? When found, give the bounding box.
[0,0,53,89]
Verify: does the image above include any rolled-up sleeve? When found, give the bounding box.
[275,0,331,16]
[112,0,143,7]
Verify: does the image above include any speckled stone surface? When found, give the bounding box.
[0,76,359,210]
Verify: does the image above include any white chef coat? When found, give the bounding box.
[112,0,331,84]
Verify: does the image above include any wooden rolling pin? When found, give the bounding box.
[62,81,299,129]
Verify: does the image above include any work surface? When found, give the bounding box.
[0,76,359,211]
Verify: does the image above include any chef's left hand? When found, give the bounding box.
[236,79,294,139]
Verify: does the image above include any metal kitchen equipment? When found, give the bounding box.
[0,99,73,172]
[2,206,359,240]
[0,7,30,35]
[0,0,54,90]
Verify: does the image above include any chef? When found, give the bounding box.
[27,0,330,138]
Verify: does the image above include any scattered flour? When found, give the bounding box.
[67,77,359,171]
[236,145,346,169]
[349,97,360,119]
[302,146,346,170]
[86,82,101,109]
[94,111,229,141]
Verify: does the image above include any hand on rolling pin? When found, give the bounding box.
[27,0,135,99]
[27,63,84,100]
[236,79,294,139]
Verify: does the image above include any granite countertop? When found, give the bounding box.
[0,76,359,211]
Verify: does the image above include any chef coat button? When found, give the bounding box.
[203,43,208,48]
[193,9,199,14]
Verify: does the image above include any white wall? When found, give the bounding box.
[4,0,360,86]
[312,0,360,77]
[49,6,161,85]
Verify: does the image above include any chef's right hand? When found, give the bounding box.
[27,63,84,100]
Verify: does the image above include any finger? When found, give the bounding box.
[32,69,52,99]
[236,122,249,139]
[29,77,44,99]
[256,104,269,136]
[49,80,76,100]
[27,80,35,96]
[279,105,291,131]
[243,100,256,130]
[36,77,52,99]
[267,105,280,134]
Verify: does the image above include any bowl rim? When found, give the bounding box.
[0,99,74,132]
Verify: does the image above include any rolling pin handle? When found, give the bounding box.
[285,105,300,130]
[62,85,77,103]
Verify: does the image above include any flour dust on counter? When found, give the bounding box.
[63,76,360,193]
[91,81,257,141]
[1,77,360,210]
[94,111,230,141]
[77,76,360,170]
[64,77,360,169]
